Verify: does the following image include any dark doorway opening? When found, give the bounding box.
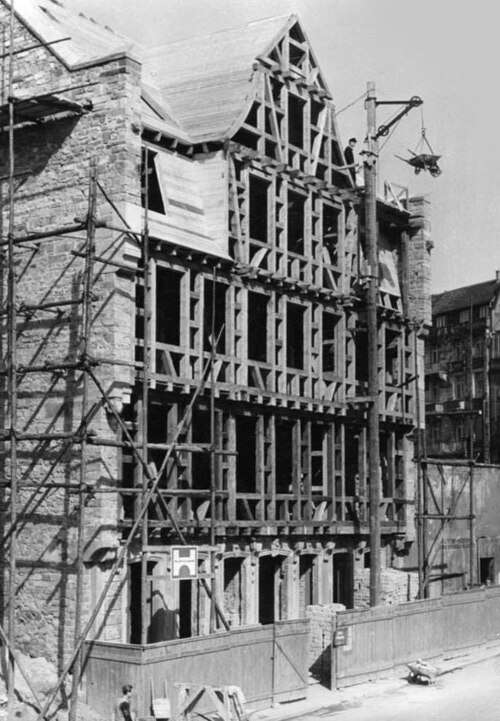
[129,562,142,644]
[333,552,353,608]
[179,579,192,638]
[259,556,281,624]
[480,556,495,585]
[129,560,157,644]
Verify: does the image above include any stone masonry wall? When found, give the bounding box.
[406,196,432,326]
[0,6,142,663]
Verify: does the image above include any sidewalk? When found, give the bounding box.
[252,640,500,721]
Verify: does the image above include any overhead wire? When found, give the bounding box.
[335,89,367,116]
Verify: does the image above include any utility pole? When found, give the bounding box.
[364,82,381,606]
[363,83,424,606]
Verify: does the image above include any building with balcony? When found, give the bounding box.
[425,273,500,462]
[0,0,431,671]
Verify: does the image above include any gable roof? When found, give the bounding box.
[141,15,292,143]
[141,14,329,143]
[1,0,141,68]
[432,279,500,315]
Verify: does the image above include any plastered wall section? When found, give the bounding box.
[0,7,142,662]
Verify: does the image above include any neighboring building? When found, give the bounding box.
[0,0,431,671]
[425,274,500,462]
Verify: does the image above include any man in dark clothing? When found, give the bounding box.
[114,684,137,721]
[344,137,357,183]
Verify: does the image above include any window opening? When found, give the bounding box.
[245,101,260,127]
[288,95,305,148]
[323,204,339,266]
[459,309,470,324]
[289,42,306,69]
[276,419,294,493]
[248,292,268,362]
[286,303,305,369]
[156,267,182,346]
[141,147,165,214]
[236,416,257,492]
[322,312,337,373]
[148,402,169,491]
[232,127,259,150]
[135,281,144,344]
[311,424,325,492]
[355,327,369,383]
[379,433,390,497]
[192,407,210,489]
[287,190,305,254]
[344,429,359,496]
[385,329,399,385]
[474,372,485,398]
[204,279,227,354]
[249,175,269,242]
[311,100,322,127]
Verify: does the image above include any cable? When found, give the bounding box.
[335,90,367,116]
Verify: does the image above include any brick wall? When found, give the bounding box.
[353,567,419,608]
[306,603,345,680]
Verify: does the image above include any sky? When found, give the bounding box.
[64,0,500,294]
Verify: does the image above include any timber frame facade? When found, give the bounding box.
[0,2,432,669]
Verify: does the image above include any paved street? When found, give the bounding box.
[304,656,500,721]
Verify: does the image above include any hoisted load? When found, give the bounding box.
[396,125,442,177]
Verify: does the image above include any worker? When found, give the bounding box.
[344,137,357,183]
[114,684,137,721]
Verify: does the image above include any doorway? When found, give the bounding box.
[333,552,353,608]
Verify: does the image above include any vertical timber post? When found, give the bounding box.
[364,81,381,607]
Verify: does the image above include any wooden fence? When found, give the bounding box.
[332,586,500,687]
[83,619,309,720]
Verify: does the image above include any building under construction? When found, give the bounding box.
[0,0,432,713]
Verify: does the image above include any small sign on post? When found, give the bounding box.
[333,626,352,648]
[171,546,198,580]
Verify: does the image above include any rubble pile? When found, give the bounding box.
[1,653,105,721]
